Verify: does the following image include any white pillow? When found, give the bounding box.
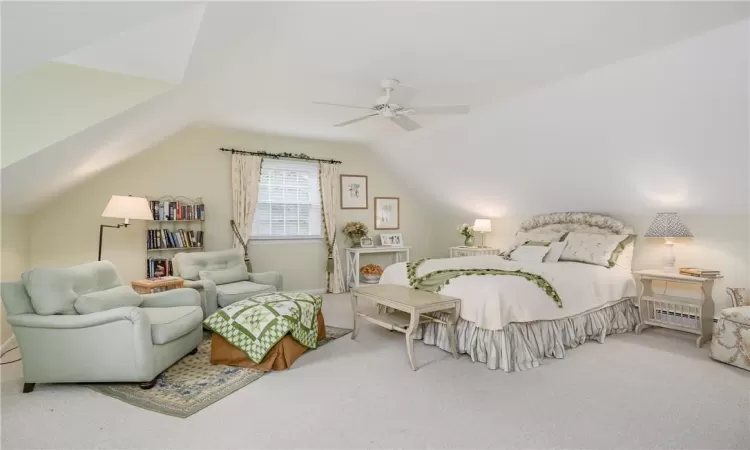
[543,241,567,263]
[510,245,551,263]
[559,232,635,267]
[513,231,568,248]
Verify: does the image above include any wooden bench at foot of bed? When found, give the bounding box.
[209,311,326,372]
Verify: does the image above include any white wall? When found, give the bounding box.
[0,214,31,345]
[375,19,749,217]
[2,62,172,168]
[28,125,437,290]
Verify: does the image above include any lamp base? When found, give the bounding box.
[663,241,677,273]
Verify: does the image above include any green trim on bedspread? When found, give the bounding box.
[406,258,563,308]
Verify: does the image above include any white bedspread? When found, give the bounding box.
[379,256,636,330]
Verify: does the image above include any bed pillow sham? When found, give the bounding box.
[516,240,567,263]
[513,230,568,248]
[510,245,551,263]
[559,232,635,268]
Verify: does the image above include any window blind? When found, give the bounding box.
[251,159,322,239]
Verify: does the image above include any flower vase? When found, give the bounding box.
[464,235,474,247]
[351,235,362,247]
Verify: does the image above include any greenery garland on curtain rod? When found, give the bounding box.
[219,148,342,164]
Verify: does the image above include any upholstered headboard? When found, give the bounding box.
[519,212,634,236]
[518,213,635,269]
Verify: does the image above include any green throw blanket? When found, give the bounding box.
[407,258,563,308]
[203,292,323,363]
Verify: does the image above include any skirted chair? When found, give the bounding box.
[710,288,750,372]
[172,249,282,317]
[0,261,203,392]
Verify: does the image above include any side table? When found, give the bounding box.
[131,276,184,294]
[633,270,720,347]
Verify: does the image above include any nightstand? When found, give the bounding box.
[449,247,503,258]
[633,270,721,347]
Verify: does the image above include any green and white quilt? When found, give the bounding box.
[203,292,323,363]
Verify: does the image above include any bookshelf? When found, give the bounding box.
[146,196,205,277]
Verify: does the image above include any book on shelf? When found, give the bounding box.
[146,229,204,249]
[146,258,173,278]
[149,200,205,221]
[679,268,721,278]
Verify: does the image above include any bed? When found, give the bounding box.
[379,212,640,372]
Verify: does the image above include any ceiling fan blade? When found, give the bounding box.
[313,101,374,110]
[334,114,378,127]
[390,115,422,132]
[409,105,470,115]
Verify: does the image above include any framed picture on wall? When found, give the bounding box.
[340,175,368,209]
[374,197,400,230]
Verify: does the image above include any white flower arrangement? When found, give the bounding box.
[457,223,474,238]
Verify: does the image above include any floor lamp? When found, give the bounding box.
[99,195,155,261]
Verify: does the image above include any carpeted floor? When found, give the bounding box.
[2,293,749,449]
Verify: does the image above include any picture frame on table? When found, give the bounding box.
[379,233,404,247]
[360,236,375,248]
[374,197,399,230]
[340,175,368,209]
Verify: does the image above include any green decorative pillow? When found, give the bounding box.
[74,286,143,315]
[199,264,249,285]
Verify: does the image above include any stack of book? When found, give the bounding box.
[150,201,205,221]
[147,229,204,249]
[679,268,721,278]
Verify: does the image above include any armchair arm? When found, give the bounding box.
[7,307,145,329]
[140,288,201,308]
[249,271,283,291]
[183,279,217,317]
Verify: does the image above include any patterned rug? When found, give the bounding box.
[87,326,352,418]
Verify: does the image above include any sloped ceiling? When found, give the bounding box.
[1,2,748,215]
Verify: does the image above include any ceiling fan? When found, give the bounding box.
[313,79,470,131]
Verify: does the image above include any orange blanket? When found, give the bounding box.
[210,311,326,372]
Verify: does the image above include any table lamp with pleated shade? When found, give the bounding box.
[644,212,693,272]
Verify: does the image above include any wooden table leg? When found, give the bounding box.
[447,304,459,359]
[350,292,359,340]
[405,309,420,371]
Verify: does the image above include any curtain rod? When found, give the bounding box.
[219,148,342,164]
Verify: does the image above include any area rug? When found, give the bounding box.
[87,326,352,418]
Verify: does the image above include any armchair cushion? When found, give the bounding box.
[139,288,201,309]
[144,306,203,345]
[216,281,276,308]
[21,261,123,316]
[74,286,143,315]
[199,264,249,285]
[173,249,246,281]
[721,306,750,326]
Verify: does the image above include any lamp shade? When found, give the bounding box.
[644,212,693,238]
[101,195,154,221]
[473,219,492,233]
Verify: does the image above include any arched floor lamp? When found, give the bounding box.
[99,195,154,260]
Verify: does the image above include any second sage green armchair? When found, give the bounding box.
[173,249,283,317]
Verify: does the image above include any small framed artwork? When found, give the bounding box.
[340,175,368,209]
[374,197,399,230]
[379,233,404,247]
[360,236,375,248]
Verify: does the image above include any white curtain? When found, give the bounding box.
[319,162,345,293]
[231,154,263,267]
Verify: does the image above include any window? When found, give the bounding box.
[251,159,322,239]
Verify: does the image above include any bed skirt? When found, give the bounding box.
[386,298,640,372]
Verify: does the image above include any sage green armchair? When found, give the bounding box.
[173,249,282,317]
[0,261,203,393]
